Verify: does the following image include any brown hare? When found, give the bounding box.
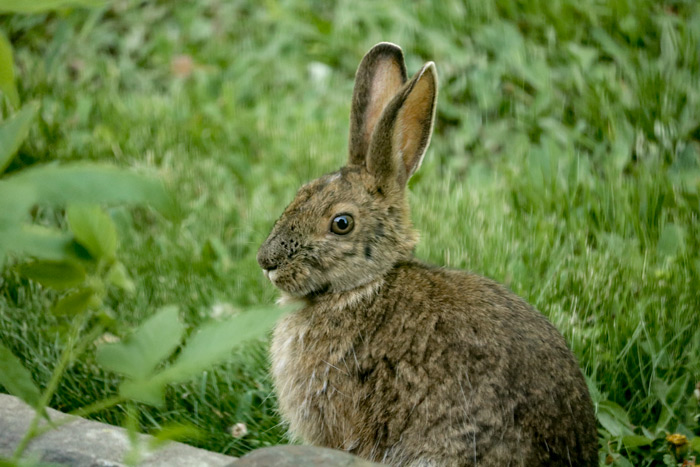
[257,42,598,466]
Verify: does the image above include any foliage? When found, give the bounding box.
[96,304,288,407]
[0,1,289,464]
[0,0,699,464]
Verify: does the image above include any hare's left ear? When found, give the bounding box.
[366,62,437,189]
[348,43,407,167]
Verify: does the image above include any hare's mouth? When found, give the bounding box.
[262,268,277,282]
[262,266,294,292]
[262,265,331,297]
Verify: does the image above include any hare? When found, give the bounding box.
[257,42,598,466]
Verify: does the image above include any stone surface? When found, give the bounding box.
[0,394,383,466]
[231,445,384,466]
[0,393,235,466]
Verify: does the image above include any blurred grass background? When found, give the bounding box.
[1,0,699,464]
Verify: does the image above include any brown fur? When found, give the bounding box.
[257,43,598,466]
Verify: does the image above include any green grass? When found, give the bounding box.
[1,0,699,464]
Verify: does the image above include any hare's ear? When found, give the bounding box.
[367,62,437,189]
[348,42,407,167]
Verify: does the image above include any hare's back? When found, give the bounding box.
[380,261,577,366]
[367,261,597,466]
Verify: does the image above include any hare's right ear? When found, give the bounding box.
[348,42,407,167]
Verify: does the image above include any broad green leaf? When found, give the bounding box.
[120,378,165,407]
[0,343,41,408]
[609,118,634,172]
[0,181,35,226]
[591,28,634,76]
[96,306,184,380]
[621,435,653,449]
[0,0,103,13]
[5,163,174,215]
[53,287,96,316]
[657,223,686,257]
[0,30,19,108]
[0,225,75,262]
[67,204,117,261]
[597,400,634,437]
[158,305,290,383]
[654,406,673,433]
[17,260,85,290]
[691,436,700,453]
[119,306,291,407]
[653,374,689,409]
[613,455,635,467]
[0,179,35,267]
[106,261,135,293]
[641,426,655,440]
[0,102,38,174]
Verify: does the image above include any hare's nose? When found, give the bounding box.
[257,249,280,271]
[258,232,301,271]
[257,235,286,271]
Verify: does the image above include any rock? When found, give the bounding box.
[231,445,384,466]
[0,393,235,466]
[0,394,383,466]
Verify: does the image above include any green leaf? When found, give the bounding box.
[597,400,634,437]
[106,261,135,293]
[0,102,39,174]
[17,260,85,290]
[0,181,34,268]
[96,306,184,380]
[621,435,653,449]
[0,163,174,254]
[120,378,165,407]
[118,306,291,407]
[663,453,677,466]
[657,223,686,257]
[0,343,41,409]
[53,287,96,316]
[610,118,634,172]
[0,30,19,108]
[691,436,700,453]
[0,0,103,13]
[654,406,673,433]
[158,305,290,383]
[0,180,35,227]
[5,163,174,215]
[613,455,635,467]
[67,204,117,261]
[0,225,75,262]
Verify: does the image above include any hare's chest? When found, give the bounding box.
[270,314,367,449]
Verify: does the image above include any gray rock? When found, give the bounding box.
[0,393,235,466]
[0,394,383,466]
[231,445,384,466]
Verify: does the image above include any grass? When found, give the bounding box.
[1,0,699,464]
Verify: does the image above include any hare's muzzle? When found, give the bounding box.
[262,268,280,284]
[257,232,293,274]
[257,239,285,286]
[257,251,279,273]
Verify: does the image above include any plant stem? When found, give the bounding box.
[70,395,125,419]
[11,319,104,461]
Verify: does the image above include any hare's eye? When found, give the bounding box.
[331,214,354,235]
